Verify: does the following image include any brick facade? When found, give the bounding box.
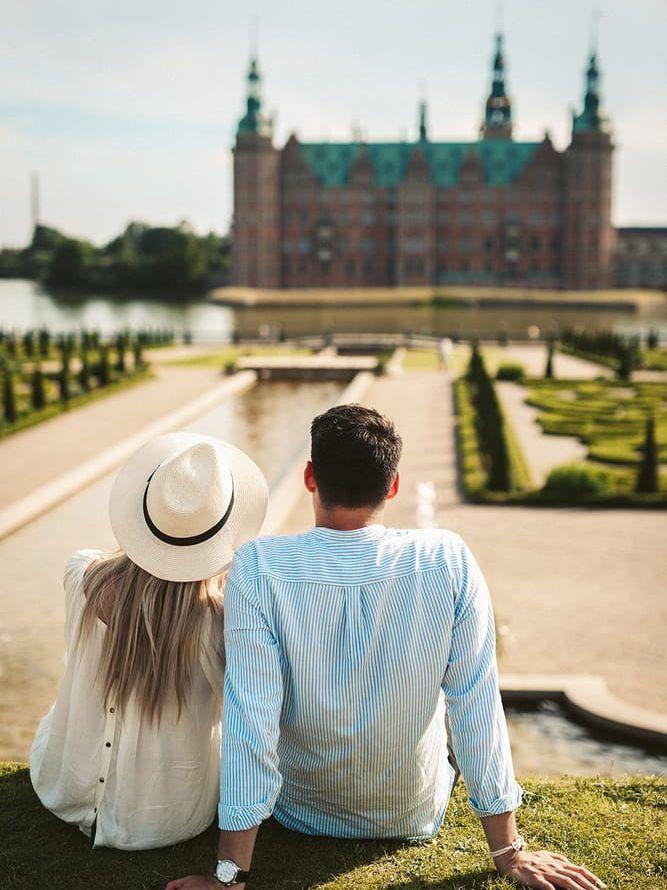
[232,38,614,290]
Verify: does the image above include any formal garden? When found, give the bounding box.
[0,326,175,439]
[456,337,667,507]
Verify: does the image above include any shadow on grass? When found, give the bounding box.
[1,766,497,890]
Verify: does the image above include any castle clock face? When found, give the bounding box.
[491,110,505,124]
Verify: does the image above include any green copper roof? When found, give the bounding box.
[572,52,610,134]
[299,140,540,188]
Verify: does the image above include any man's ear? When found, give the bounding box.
[386,472,400,501]
[304,460,317,493]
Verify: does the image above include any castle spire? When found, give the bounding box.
[480,30,512,139]
[237,56,272,138]
[418,99,428,142]
[572,43,610,135]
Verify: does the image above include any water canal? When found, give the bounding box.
[2,279,666,341]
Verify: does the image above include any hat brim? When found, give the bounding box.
[109,432,269,582]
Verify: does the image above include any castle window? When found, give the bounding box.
[363,238,375,254]
[404,258,424,275]
[298,260,307,273]
[485,237,495,252]
[531,237,541,251]
[364,259,374,275]
[460,261,469,273]
[362,210,376,226]
[551,236,561,251]
[346,259,356,275]
[460,238,470,253]
[299,237,310,254]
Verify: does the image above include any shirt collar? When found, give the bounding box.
[310,524,387,541]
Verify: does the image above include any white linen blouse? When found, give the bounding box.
[30,549,225,850]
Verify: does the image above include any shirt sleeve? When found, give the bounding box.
[218,551,284,831]
[441,539,522,817]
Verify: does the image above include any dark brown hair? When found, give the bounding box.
[310,404,402,508]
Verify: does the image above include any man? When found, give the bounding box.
[168,405,605,890]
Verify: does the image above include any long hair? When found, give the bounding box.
[75,551,224,725]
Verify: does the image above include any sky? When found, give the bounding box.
[2,0,666,247]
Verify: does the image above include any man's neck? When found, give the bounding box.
[314,505,384,531]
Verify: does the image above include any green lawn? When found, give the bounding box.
[643,348,667,371]
[164,346,314,368]
[0,368,153,440]
[525,379,667,493]
[1,765,664,889]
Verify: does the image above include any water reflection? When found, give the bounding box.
[506,702,666,777]
[2,279,665,341]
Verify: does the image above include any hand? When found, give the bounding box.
[165,877,220,890]
[495,849,606,890]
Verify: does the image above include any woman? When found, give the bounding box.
[30,431,268,850]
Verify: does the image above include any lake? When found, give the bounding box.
[2,278,666,341]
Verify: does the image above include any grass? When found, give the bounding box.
[0,369,154,440]
[2,765,664,889]
[163,346,314,368]
[644,348,667,371]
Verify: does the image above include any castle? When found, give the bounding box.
[231,32,614,290]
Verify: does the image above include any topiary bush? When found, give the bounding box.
[496,362,525,382]
[542,464,613,499]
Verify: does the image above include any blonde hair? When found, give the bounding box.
[76,551,224,725]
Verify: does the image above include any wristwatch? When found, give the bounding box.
[215,859,251,886]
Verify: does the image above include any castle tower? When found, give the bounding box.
[480,32,512,140]
[232,57,281,288]
[563,48,614,289]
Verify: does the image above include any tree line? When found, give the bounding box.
[0,222,231,293]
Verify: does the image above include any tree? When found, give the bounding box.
[617,347,634,381]
[635,415,659,494]
[545,343,555,379]
[47,239,94,287]
[97,344,111,386]
[31,363,46,410]
[115,333,127,373]
[133,340,144,372]
[2,364,17,423]
[79,348,91,392]
[58,349,71,403]
[38,328,50,357]
[22,330,35,357]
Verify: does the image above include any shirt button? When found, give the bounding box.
[99,777,105,783]
[109,707,115,714]
[94,807,97,812]
[105,742,111,748]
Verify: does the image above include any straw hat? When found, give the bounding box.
[109,432,269,582]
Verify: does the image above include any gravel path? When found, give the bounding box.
[0,365,222,507]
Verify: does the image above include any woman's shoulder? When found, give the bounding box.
[63,548,104,593]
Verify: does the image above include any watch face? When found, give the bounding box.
[216,860,238,883]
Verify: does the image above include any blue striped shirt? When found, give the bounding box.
[218,524,522,839]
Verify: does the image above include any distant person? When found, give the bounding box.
[439,336,453,369]
[168,405,604,890]
[30,432,268,850]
